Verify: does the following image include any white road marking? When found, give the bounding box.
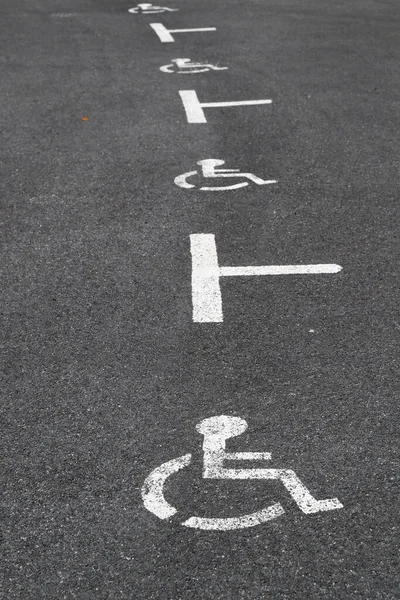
[179,90,208,123]
[150,23,216,43]
[174,170,198,188]
[160,58,228,74]
[202,100,272,108]
[220,265,342,276]
[190,234,343,322]
[190,234,223,323]
[142,416,343,530]
[141,454,192,519]
[179,90,272,123]
[129,3,178,14]
[182,505,285,530]
[223,452,273,461]
[175,158,277,190]
[197,416,343,514]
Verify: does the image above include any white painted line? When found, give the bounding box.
[202,100,272,108]
[180,91,272,123]
[150,23,175,42]
[190,233,223,323]
[190,234,343,322]
[220,265,342,276]
[169,27,217,33]
[150,23,216,43]
[182,504,285,530]
[179,90,207,123]
[141,454,192,519]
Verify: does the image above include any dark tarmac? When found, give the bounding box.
[1,0,399,598]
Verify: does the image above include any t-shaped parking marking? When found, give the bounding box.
[179,90,272,123]
[190,234,342,322]
[150,23,216,43]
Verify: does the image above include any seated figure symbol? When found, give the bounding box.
[160,58,228,74]
[142,415,343,530]
[128,3,178,14]
[174,159,277,191]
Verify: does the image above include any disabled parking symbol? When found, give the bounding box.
[160,58,228,74]
[128,3,178,14]
[175,159,277,191]
[142,416,343,530]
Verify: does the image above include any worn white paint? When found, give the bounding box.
[182,505,285,530]
[175,159,277,190]
[190,234,223,323]
[150,23,175,42]
[196,416,343,513]
[202,100,273,108]
[142,453,285,530]
[179,90,208,123]
[227,452,273,460]
[160,58,228,74]
[174,170,198,189]
[179,90,272,123]
[220,265,342,276]
[190,234,342,322]
[150,23,216,43]
[141,454,192,519]
[129,3,178,13]
[142,415,343,530]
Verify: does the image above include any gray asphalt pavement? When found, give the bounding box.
[1,0,399,598]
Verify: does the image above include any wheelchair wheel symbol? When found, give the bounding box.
[142,416,343,530]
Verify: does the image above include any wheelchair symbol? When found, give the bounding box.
[142,416,344,530]
[128,3,178,14]
[160,58,228,74]
[174,159,277,191]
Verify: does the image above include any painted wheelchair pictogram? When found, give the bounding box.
[160,58,228,74]
[128,3,178,14]
[174,159,277,191]
[142,416,343,530]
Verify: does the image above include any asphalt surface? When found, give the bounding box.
[1,0,399,598]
